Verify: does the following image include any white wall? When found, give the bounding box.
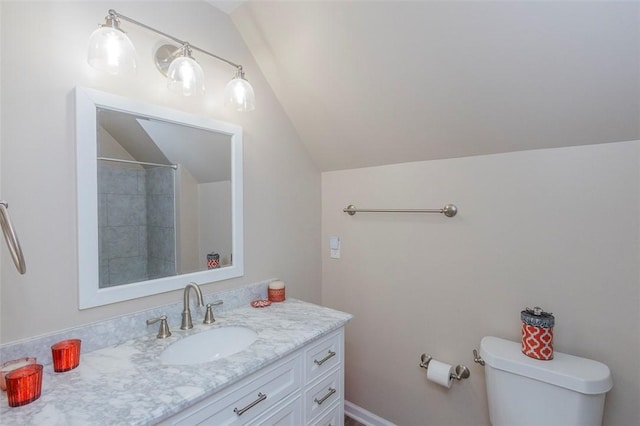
[0,2,2,316]
[198,180,232,267]
[0,1,321,343]
[322,141,640,425]
[0,2,3,315]
[178,166,200,274]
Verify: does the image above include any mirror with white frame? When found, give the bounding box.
[76,87,243,309]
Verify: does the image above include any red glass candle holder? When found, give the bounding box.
[5,364,43,407]
[0,357,37,391]
[51,339,81,372]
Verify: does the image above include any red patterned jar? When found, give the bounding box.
[521,307,555,360]
[207,253,220,269]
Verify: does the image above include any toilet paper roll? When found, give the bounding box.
[426,359,454,388]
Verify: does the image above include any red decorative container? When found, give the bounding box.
[521,307,555,360]
[51,339,82,372]
[268,280,286,302]
[5,364,43,407]
[207,252,220,269]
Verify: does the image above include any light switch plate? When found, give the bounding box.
[330,236,340,258]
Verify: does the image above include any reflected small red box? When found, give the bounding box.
[51,339,81,372]
[5,364,43,407]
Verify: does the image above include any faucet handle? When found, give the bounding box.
[147,315,172,339]
[203,300,223,324]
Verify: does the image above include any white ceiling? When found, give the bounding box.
[207,0,246,15]
[228,1,639,172]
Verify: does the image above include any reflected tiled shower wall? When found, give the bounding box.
[146,166,177,280]
[98,163,176,288]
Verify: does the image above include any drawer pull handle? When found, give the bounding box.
[234,392,267,416]
[314,387,337,405]
[314,350,336,366]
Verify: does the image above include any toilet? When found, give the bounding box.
[480,336,613,426]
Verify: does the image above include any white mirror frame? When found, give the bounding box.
[76,87,244,309]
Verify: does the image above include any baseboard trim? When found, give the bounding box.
[344,400,397,426]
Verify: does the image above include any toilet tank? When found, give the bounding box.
[480,336,612,426]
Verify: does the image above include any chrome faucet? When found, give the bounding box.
[181,282,204,330]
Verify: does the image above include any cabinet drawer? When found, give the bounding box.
[304,330,342,384]
[308,401,342,426]
[168,356,302,426]
[247,395,302,426]
[304,368,342,422]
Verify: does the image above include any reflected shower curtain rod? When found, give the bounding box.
[343,204,458,218]
[98,157,178,170]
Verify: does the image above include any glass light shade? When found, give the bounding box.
[224,76,256,112]
[166,56,205,97]
[87,26,137,75]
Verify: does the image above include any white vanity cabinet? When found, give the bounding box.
[159,327,345,426]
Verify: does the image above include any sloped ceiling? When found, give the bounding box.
[99,109,231,184]
[227,1,639,172]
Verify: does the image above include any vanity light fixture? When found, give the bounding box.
[87,12,137,75]
[165,44,205,97]
[87,9,256,111]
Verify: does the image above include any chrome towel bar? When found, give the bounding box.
[343,203,458,217]
[0,201,26,274]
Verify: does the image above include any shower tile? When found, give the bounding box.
[147,195,175,227]
[148,227,176,260]
[98,193,107,227]
[147,167,175,195]
[139,226,148,256]
[102,226,140,258]
[148,259,176,280]
[109,256,147,286]
[107,194,146,226]
[99,166,139,195]
[137,170,146,195]
[98,261,109,289]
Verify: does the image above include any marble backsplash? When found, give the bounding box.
[0,280,270,365]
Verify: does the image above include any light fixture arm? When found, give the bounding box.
[107,9,242,70]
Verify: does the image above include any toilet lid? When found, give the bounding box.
[480,336,613,394]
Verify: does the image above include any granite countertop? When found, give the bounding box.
[0,299,352,425]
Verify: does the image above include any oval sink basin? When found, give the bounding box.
[160,326,258,365]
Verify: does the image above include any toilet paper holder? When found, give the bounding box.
[419,353,470,381]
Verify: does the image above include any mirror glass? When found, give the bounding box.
[76,87,243,309]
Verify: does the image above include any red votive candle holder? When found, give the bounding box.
[51,339,81,372]
[5,364,43,407]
